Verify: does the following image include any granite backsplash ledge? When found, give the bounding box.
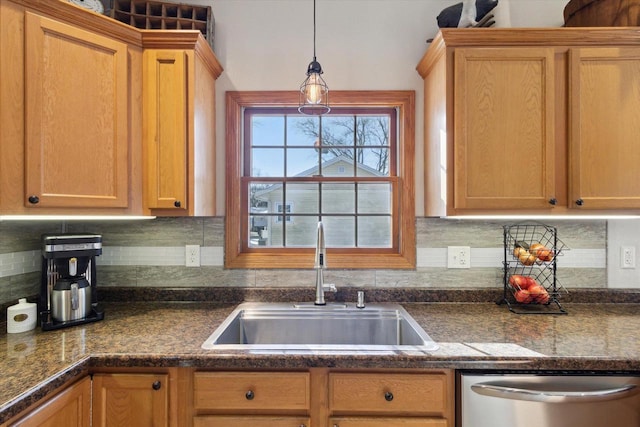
[4,286,640,324]
[96,286,640,305]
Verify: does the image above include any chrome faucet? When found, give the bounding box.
[314,221,327,305]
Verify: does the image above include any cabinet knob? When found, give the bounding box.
[575,198,584,206]
[384,391,394,401]
[245,390,254,400]
[152,381,161,390]
[174,200,181,208]
[28,195,39,204]
[548,198,557,205]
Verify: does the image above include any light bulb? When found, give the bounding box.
[305,74,323,104]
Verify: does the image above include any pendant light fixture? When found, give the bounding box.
[298,0,330,115]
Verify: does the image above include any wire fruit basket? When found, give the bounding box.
[499,222,569,314]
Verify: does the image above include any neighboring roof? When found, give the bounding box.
[253,155,385,199]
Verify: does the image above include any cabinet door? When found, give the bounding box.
[194,416,311,427]
[143,49,189,211]
[92,373,168,427]
[453,48,556,210]
[569,47,640,209]
[24,12,129,208]
[10,377,91,427]
[329,417,447,427]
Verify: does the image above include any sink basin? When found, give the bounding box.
[201,302,438,353]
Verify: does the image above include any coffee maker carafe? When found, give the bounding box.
[40,234,104,330]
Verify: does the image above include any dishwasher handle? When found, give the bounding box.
[471,382,638,403]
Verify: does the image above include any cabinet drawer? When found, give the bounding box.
[329,373,449,416]
[194,416,310,427]
[194,372,310,411]
[330,417,448,427]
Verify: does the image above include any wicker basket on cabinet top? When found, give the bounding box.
[111,0,214,49]
[564,0,640,26]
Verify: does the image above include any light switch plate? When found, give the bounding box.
[185,245,200,267]
[621,246,636,269]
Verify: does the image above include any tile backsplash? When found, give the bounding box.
[0,217,612,307]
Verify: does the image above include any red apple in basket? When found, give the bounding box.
[524,276,538,289]
[538,249,555,262]
[528,285,550,304]
[531,243,554,262]
[529,243,544,256]
[509,275,527,289]
[514,289,532,304]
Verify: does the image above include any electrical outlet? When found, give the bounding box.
[621,246,636,269]
[447,246,471,269]
[185,245,200,267]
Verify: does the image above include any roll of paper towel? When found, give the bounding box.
[7,298,37,333]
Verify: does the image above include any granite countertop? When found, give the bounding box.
[1,301,640,422]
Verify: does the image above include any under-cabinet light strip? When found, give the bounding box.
[445,215,640,220]
[0,215,156,221]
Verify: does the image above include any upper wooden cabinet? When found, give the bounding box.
[0,0,143,215]
[569,47,640,209]
[452,47,556,211]
[24,12,129,209]
[417,28,640,216]
[0,0,221,216]
[142,35,222,216]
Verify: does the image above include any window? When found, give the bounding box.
[274,202,293,224]
[225,91,415,269]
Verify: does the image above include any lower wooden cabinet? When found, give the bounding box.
[4,368,453,427]
[7,377,91,427]
[329,417,448,427]
[329,372,449,416]
[193,371,310,413]
[92,373,169,427]
[192,369,453,427]
[328,372,452,426]
[193,416,311,427]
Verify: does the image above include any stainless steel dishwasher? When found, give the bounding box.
[459,372,640,427]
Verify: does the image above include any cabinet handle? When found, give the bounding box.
[174,200,181,208]
[384,391,394,401]
[245,390,254,400]
[575,198,584,206]
[152,381,161,390]
[548,198,557,205]
[28,195,39,204]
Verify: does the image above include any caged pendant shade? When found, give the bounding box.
[298,0,330,115]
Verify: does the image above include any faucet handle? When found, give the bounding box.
[323,284,337,293]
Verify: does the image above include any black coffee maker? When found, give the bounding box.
[40,234,104,331]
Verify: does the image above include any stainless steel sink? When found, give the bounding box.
[201,302,438,353]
